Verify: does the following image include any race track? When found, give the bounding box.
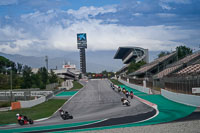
[0,79,155,133]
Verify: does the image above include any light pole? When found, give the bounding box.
[10,68,13,104]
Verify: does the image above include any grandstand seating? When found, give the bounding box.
[131,52,176,76]
[154,51,200,79]
[155,65,182,79]
[177,64,200,75]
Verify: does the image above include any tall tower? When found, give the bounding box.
[77,33,87,74]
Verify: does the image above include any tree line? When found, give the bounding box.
[0,56,59,90]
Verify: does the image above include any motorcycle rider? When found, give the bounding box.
[121,97,130,106]
[130,91,134,99]
[59,109,73,120]
[125,90,129,98]
[59,109,69,116]
[122,88,126,94]
[118,86,122,92]
[16,113,28,121]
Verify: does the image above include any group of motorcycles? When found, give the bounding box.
[111,83,133,106]
[16,109,73,126]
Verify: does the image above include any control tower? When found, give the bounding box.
[77,33,87,74]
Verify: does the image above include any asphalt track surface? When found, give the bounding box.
[0,79,154,132]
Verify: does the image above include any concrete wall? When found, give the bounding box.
[20,96,46,108]
[60,80,73,90]
[119,79,151,94]
[161,89,200,107]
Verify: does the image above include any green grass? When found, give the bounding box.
[110,79,124,85]
[70,81,83,90]
[0,99,66,125]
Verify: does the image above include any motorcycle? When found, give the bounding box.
[130,94,134,99]
[59,110,73,120]
[125,91,129,98]
[121,98,130,106]
[130,91,134,99]
[17,115,34,126]
[123,100,131,106]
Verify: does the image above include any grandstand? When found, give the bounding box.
[129,52,177,78]
[154,51,200,79]
[177,64,200,75]
[114,47,149,75]
[115,46,200,95]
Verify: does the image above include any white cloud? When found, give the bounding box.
[21,10,57,24]
[0,4,199,56]
[41,19,195,52]
[133,13,143,16]
[67,6,117,19]
[0,18,197,55]
[157,13,176,17]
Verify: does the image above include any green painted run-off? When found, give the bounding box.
[56,91,78,97]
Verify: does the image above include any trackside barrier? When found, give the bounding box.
[20,96,46,108]
[11,102,21,110]
[162,89,200,107]
[118,79,151,94]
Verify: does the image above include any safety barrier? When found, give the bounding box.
[161,89,200,107]
[20,96,46,108]
[118,79,151,94]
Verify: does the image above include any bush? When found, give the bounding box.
[0,101,10,108]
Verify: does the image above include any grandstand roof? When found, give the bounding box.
[130,52,176,76]
[114,46,148,64]
[154,51,200,79]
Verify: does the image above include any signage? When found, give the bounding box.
[77,33,87,49]
[192,88,200,93]
[63,65,76,69]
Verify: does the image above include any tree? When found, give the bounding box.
[49,70,58,83]
[17,63,23,74]
[158,51,170,58]
[0,56,14,74]
[22,65,32,88]
[176,46,193,60]
[38,67,49,89]
[127,61,146,74]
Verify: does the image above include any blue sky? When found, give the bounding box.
[0,0,200,57]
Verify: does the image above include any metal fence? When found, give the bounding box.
[164,74,200,96]
[129,78,143,86]
[121,75,200,96]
